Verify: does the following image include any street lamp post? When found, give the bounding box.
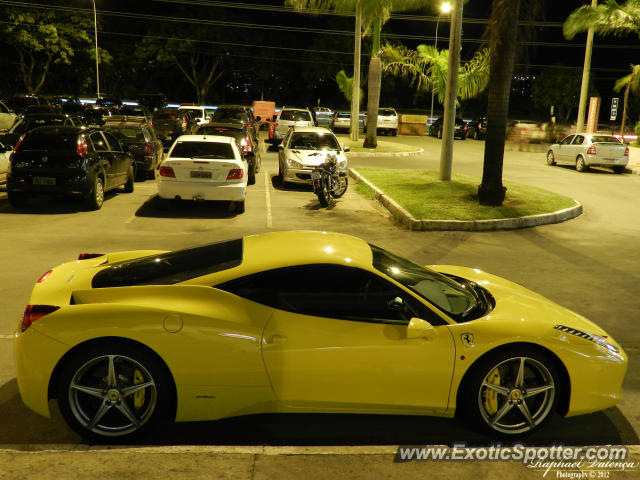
[91,0,100,99]
[430,2,451,122]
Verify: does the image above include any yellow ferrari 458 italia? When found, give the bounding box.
[14,231,627,441]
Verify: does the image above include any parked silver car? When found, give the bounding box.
[364,107,398,136]
[0,100,17,131]
[272,107,314,145]
[546,134,628,173]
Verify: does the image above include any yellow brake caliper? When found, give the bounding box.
[133,369,145,410]
[483,367,501,415]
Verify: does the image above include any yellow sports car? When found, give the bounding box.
[14,231,627,441]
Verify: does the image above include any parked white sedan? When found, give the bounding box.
[277,126,348,187]
[0,139,9,187]
[546,134,629,173]
[158,135,247,212]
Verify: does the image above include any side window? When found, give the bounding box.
[573,135,584,145]
[90,132,108,151]
[560,135,574,145]
[102,131,123,152]
[146,126,156,141]
[0,101,8,114]
[216,264,436,324]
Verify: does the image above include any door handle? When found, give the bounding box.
[267,334,287,344]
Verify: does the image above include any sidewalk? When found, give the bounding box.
[627,145,640,174]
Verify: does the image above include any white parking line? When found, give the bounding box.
[0,334,14,339]
[265,170,273,228]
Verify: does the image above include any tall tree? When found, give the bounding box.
[0,7,98,94]
[336,70,365,105]
[614,64,640,136]
[563,0,640,40]
[531,68,598,124]
[380,44,490,105]
[477,0,521,206]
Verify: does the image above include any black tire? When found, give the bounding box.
[459,347,559,436]
[56,342,173,443]
[474,130,480,140]
[86,177,104,210]
[316,174,331,207]
[437,128,442,139]
[123,166,135,193]
[235,199,245,213]
[391,129,398,136]
[576,156,588,172]
[278,163,287,188]
[546,151,556,166]
[248,158,256,185]
[7,191,27,208]
[330,175,348,198]
[613,166,625,174]
[146,168,156,180]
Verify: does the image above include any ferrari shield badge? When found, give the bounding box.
[461,333,474,347]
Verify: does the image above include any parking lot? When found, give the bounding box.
[1,134,640,477]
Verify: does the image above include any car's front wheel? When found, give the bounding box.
[123,166,135,193]
[7,191,27,208]
[461,347,559,436]
[56,342,173,442]
[546,151,556,166]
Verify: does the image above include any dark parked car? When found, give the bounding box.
[8,94,46,114]
[95,96,122,109]
[103,116,163,180]
[151,108,196,149]
[209,105,261,143]
[197,123,261,185]
[0,113,77,148]
[428,116,468,140]
[468,116,487,140]
[7,126,134,209]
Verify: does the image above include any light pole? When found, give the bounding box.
[430,2,452,122]
[91,0,100,99]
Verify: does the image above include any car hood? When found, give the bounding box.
[287,149,345,167]
[433,265,610,337]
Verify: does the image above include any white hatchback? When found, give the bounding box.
[158,135,247,212]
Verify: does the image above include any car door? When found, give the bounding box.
[555,134,575,163]
[226,264,456,412]
[101,131,129,187]
[569,134,586,164]
[88,131,112,185]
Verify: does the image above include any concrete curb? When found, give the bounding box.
[346,148,423,158]
[626,164,640,175]
[349,168,583,231]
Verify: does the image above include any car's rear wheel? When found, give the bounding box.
[7,191,27,208]
[546,151,556,166]
[474,130,480,140]
[391,129,398,136]
[56,342,173,442]
[437,128,442,139]
[576,156,588,172]
[461,347,559,436]
[123,166,135,193]
[234,199,245,213]
[147,168,156,180]
[613,166,625,174]
[86,177,104,210]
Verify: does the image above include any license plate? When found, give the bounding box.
[190,170,212,179]
[311,171,321,180]
[33,177,56,186]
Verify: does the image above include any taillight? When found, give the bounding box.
[587,145,596,155]
[144,144,152,156]
[13,134,25,153]
[241,137,252,152]
[624,146,629,157]
[37,270,52,283]
[182,117,187,131]
[159,166,175,177]
[78,253,104,260]
[22,305,60,332]
[227,169,244,180]
[77,136,88,156]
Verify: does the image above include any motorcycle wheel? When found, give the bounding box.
[330,175,348,198]
[316,174,331,207]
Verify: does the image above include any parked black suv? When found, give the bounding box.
[103,116,163,180]
[7,126,134,209]
[210,105,260,144]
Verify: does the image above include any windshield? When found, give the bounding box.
[591,135,621,144]
[289,132,339,150]
[105,127,145,142]
[170,141,235,159]
[370,245,476,320]
[280,110,311,122]
[212,109,247,123]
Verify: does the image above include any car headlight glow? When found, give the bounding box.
[554,325,619,353]
[287,158,303,169]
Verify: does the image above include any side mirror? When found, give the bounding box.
[406,317,438,340]
[343,146,350,152]
[277,144,284,150]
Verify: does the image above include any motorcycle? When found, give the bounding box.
[310,153,348,207]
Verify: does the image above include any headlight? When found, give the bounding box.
[287,158,303,169]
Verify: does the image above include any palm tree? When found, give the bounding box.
[380,44,490,105]
[285,0,435,146]
[477,0,521,206]
[563,0,640,40]
[335,69,365,105]
[614,64,640,136]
